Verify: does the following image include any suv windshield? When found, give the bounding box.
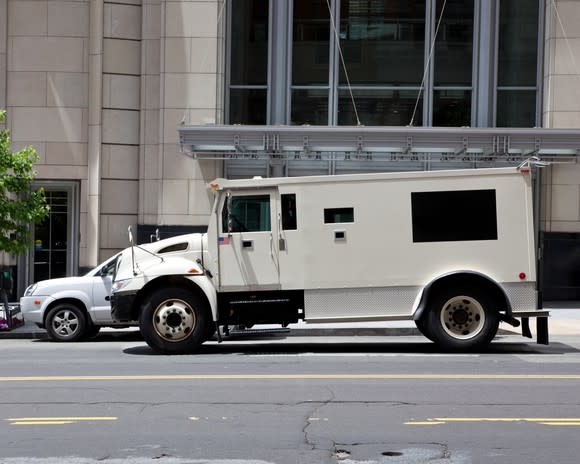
[85,253,121,277]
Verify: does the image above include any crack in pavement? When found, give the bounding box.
[303,387,336,458]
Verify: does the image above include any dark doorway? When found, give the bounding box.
[32,190,69,282]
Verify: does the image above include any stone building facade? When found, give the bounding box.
[0,0,579,299]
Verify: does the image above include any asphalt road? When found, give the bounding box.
[1,332,580,464]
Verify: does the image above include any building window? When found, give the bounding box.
[227,0,269,124]
[433,0,474,127]
[338,0,426,126]
[496,0,539,127]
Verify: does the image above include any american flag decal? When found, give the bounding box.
[219,236,230,245]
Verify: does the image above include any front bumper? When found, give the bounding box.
[19,295,55,326]
[110,291,137,322]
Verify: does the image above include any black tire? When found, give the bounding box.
[84,324,101,339]
[204,323,217,341]
[426,287,499,351]
[45,303,88,342]
[139,287,209,354]
[414,318,436,342]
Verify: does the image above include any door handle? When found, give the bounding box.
[242,239,253,249]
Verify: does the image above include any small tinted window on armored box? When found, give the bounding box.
[411,189,497,242]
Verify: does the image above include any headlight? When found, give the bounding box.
[24,284,38,296]
[112,279,131,293]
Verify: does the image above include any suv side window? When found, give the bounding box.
[100,256,118,276]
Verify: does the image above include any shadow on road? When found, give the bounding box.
[121,337,580,356]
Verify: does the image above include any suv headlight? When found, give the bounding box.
[24,283,38,297]
[112,279,131,293]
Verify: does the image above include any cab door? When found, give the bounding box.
[217,190,280,291]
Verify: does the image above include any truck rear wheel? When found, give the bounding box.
[414,318,435,342]
[426,287,499,351]
[139,287,208,354]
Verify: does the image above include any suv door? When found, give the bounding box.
[90,255,118,321]
[217,190,280,291]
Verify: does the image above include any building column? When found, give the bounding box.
[87,0,103,268]
[0,0,6,115]
[474,0,497,127]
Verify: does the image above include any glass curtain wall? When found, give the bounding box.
[227,0,540,128]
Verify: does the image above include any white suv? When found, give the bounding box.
[20,253,136,342]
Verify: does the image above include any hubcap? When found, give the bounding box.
[152,299,195,342]
[439,296,485,340]
[52,309,79,338]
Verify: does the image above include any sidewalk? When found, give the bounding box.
[2,303,580,340]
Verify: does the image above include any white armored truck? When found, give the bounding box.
[110,166,549,354]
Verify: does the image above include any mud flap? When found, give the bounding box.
[537,317,549,345]
[521,317,532,339]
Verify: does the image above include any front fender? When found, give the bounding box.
[185,275,218,322]
[43,290,91,312]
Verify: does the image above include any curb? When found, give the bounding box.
[0,325,547,340]
[0,330,49,340]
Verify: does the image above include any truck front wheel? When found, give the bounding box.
[139,287,208,354]
[427,287,499,351]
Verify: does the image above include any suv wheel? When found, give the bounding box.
[45,303,87,342]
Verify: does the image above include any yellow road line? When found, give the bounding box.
[0,374,580,382]
[435,418,580,422]
[11,421,75,425]
[540,422,580,426]
[405,421,446,425]
[407,418,580,426]
[6,417,117,421]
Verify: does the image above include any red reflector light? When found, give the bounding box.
[519,272,526,280]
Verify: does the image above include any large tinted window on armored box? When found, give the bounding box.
[411,190,497,243]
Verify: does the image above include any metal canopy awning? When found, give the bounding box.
[178,125,580,165]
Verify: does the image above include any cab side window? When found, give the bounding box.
[222,195,271,233]
[281,194,297,230]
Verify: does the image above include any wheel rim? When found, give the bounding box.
[439,295,485,340]
[152,298,196,342]
[51,309,80,338]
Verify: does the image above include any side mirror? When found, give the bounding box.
[128,226,135,246]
